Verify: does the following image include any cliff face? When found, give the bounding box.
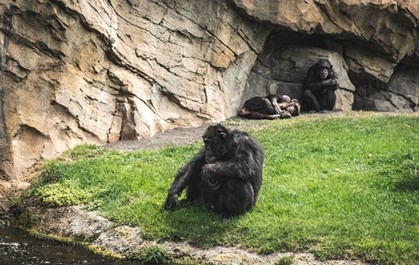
[0,0,268,183]
[0,0,418,187]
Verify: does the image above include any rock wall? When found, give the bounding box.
[0,0,268,182]
[0,0,418,186]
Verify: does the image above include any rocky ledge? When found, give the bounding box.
[26,205,368,265]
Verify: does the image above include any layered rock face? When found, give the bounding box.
[0,0,268,182]
[237,0,419,112]
[0,0,418,185]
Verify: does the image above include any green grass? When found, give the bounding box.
[30,112,418,264]
[134,245,171,264]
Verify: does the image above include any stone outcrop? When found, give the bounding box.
[0,0,418,184]
[29,205,368,265]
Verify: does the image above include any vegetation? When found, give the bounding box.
[136,245,171,264]
[30,112,418,264]
[276,256,293,265]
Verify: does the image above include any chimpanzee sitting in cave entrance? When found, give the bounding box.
[238,94,300,120]
[303,59,339,112]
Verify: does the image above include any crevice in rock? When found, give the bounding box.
[12,33,64,60]
[51,0,115,47]
[117,99,137,141]
[12,124,49,140]
[379,90,398,110]
[0,3,15,180]
[4,57,30,82]
[314,1,345,34]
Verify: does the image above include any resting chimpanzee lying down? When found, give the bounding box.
[164,123,264,219]
[238,94,300,120]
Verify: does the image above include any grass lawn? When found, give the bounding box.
[30,112,418,264]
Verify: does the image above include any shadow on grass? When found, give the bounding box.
[162,201,234,247]
[369,151,418,193]
[394,152,418,192]
[394,174,419,192]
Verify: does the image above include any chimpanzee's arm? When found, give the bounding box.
[270,100,282,115]
[164,150,205,210]
[304,67,339,93]
[239,111,278,120]
[305,78,338,92]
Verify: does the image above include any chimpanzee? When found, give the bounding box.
[238,94,300,120]
[164,123,264,220]
[303,59,339,112]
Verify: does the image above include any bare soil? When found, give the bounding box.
[105,123,209,151]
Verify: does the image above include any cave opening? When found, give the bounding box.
[242,30,418,112]
[242,30,354,109]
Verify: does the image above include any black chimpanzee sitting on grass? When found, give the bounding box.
[164,123,264,220]
[303,59,339,112]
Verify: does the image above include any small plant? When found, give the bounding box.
[138,245,171,264]
[276,256,293,265]
[16,209,39,228]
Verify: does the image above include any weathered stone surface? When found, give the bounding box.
[229,0,419,61]
[0,0,418,184]
[0,0,268,179]
[32,205,369,265]
[93,225,144,256]
[388,68,419,108]
[34,206,113,239]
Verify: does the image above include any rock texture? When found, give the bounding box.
[0,0,418,184]
[0,0,268,181]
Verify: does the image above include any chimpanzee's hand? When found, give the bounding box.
[203,163,215,174]
[326,78,338,87]
[279,110,292,119]
[202,164,221,189]
[164,193,179,211]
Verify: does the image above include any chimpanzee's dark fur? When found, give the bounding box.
[303,59,339,112]
[164,123,264,219]
[238,94,300,120]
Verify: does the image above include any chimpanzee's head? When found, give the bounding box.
[286,99,301,117]
[202,124,230,163]
[317,59,332,80]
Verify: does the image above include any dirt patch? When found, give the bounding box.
[105,124,209,151]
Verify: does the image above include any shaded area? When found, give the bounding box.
[0,4,14,179]
[0,227,141,265]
